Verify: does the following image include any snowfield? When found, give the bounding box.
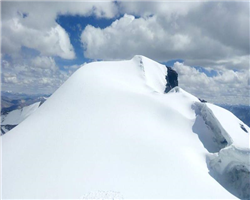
[1,56,249,199]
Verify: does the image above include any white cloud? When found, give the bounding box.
[81,14,194,60]
[2,18,75,59]
[1,2,103,93]
[118,2,249,55]
[62,64,85,75]
[1,1,118,59]
[118,1,197,18]
[1,1,249,105]
[81,2,249,71]
[2,74,18,84]
[31,56,57,71]
[173,62,249,105]
[1,56,83,94]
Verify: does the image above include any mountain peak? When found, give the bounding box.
[2,56,249,199]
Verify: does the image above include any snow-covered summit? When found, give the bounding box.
[2,55,249,199]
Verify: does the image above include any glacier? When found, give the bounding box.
[1,55,249,199]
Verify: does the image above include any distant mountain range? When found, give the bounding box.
[218,104,250,127]
[1,92,50,134]
[1,91,50,115]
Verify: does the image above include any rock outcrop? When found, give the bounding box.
[165,66,178,93]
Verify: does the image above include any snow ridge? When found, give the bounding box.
[132,55,167,93]
[135,55,168,94]
[194,102,250,199]
[2,55,249,199]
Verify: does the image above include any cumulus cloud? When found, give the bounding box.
[81,2,249,70]
[31,56,57,71]
[118,1,249,52]
[173,62,249,105]
[1,1,117,94]
[2,74,18,84]
[1,1,249,105]
[1,56,83,94]
[62,63,85,75]
[1,1,118,59]
[81,14,191,60]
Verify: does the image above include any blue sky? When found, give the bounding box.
[7,14,216,77]
[1,1,249,105]
[55,15,116,67]
[50,14,185,69]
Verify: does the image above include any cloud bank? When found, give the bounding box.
[173,62,249,105]
[81,2,249,69]
[2,56,74,94]
[2,1,118,59]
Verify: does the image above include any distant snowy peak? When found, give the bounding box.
[1,101,41,134]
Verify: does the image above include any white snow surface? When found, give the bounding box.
[206,103,249,150]
[2,55,249,199]
[1,102,40,125]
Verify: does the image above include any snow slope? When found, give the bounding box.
[2,55,249,199]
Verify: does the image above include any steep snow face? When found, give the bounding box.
[2,56,248,199]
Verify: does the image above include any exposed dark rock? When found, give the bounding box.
[1,92,50,115]
[165,66,178,93]
[199,98,207,103]
[240,124,248,133]
[1,125,17,135]
[1,92,48,135]
[1,128,4,135]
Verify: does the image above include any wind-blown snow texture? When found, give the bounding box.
[2,56,249,199]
